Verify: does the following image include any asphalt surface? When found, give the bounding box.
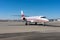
[0,21,60,40]
[0,32,60,40]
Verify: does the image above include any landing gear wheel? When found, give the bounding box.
[43,22,45,26]
[25,21,30,25]
[35,22,37,25]
[25,22,28,25]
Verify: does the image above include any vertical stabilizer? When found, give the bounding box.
[21,10,26,21]
[21,10,25,17]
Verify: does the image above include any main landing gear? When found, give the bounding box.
[25,22,37,25]
[25,21,30,25]
[25,22,45,26]
[35,22,37,25]
[25,22,28,25]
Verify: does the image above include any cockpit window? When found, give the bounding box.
[41,16,46,18]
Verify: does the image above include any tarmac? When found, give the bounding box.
[0,21,60,40]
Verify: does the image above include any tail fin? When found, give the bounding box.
[21,10,25,17]
[21,10,26,21]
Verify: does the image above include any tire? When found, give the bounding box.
[35,22,37,25]
[25,22,28,25]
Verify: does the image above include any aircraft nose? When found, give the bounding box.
[46,19,49,22]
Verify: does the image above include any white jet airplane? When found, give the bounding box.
[20,10,49,25]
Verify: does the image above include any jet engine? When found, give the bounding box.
[23,17,26,21]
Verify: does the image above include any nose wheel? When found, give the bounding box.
[42,22,46,26]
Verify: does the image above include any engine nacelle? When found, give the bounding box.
[23,18,26,21]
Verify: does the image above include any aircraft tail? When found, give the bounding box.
[21,10,26,21]
[21,10,25,18]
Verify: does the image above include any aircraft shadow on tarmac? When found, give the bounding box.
[29,24,60,27]
[8,23,60,27]
[44,24,60,27]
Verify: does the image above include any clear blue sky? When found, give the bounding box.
[0,0,60,19]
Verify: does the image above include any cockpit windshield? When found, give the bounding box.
[41,16,46,18]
